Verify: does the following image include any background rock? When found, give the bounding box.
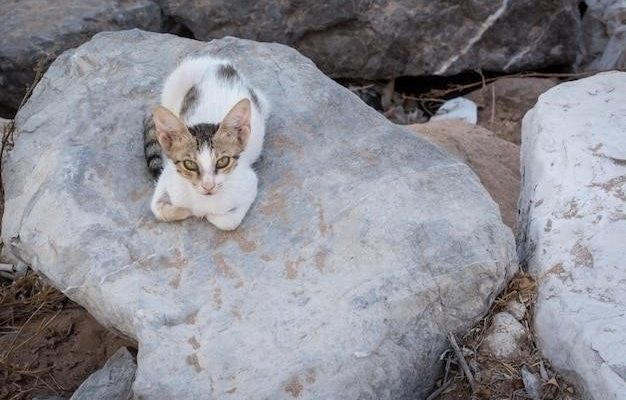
[2,30,516,399]
[410,120,520,230]
[0,0,582,116]
[518,71,626,399]
[70,347,136,400]
[578,0,626,71]
[465,77,558,144]
[0,0,162,113]
[155,0,580,79]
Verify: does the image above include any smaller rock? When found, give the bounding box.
[521,365,542,400]
[70,347,136,400]
[430,97,477,124]
[481,312,527,360]
[505,298,527,321]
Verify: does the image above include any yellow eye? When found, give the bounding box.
[183,160,198,171]
[216,156,231,169]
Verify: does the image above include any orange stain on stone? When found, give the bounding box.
[186,353,204,373]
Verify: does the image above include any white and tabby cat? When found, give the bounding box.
[143,57,267,230]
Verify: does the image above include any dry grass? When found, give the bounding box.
[430,273,579,400]
[0,273,70,399]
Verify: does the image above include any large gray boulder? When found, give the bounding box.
[1,30,516,399]
[519,72,626,399]
[0,0,162,113]
[156,0,581,78]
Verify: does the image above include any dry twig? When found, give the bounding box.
[448,331,477,393]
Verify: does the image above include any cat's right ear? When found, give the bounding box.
[153,106,187,152]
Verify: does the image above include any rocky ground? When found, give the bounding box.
[0,275,133,399]
[1,1,624,397]
[0,70,586,399]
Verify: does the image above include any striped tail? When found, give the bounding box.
[143,113,163,179]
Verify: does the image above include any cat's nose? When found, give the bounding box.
[202,183,216,192]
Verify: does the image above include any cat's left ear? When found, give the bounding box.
[220,98,251,148]
[153,106,188,153]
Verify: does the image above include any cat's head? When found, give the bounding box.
[153,98,251,195]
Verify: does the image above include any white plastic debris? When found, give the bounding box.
[431,97,478,124]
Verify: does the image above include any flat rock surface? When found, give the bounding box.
[519,71,626,400]
[2,30,516,399]
[410,120,520,230]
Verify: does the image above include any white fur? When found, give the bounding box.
[150,56,267,230]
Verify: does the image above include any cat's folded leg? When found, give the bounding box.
[156,202,192,222]
[207,168,258,230]
[207,206,248,231]
[150,183,192,222]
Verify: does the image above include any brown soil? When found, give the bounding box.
[0,274,135,400]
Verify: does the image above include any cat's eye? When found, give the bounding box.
[183,160,198,171]
[216,156,231,169]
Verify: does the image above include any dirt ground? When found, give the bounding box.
[432,274,579,400]
[0,274,135,400]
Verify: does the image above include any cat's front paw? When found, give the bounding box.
[207,208,244,231]
[153,200,192,222]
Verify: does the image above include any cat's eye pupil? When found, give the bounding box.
[183,160,198,171]
[216,156,230,169]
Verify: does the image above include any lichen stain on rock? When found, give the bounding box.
[213,231,257,253]
[284,257,305,279]
[186,353,204,373]
[185,310,198,324]
[213,287,223,310]
[212,253,238,280]
[231,307,242,320]
[159,247,188,269]
[543,262,572,283]
[169,272,181,289]
[267,133,302,154]
[590,175,626,201]
[562,199,581,219]
[129,186,151,202]
[260,190,288,221]
[305,368,316,384]
[284,375,303,398]
[275,169,302,189]
[544,219,552,232]
[570,241,594,268]
[188,336,201,350]
[314,250,327,272]
[315,198,328,236]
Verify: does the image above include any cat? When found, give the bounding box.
[143,56,267,230]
